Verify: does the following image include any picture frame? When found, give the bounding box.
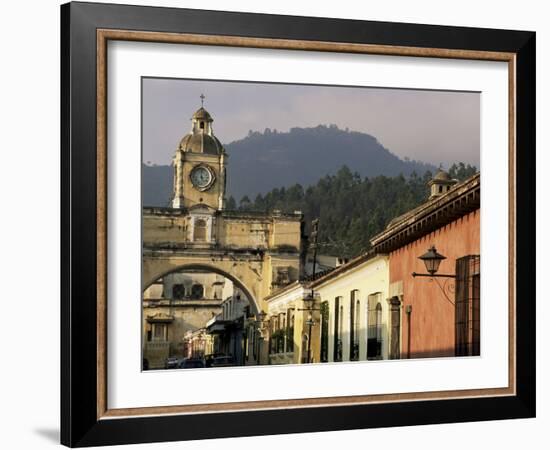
[60,1,535,447]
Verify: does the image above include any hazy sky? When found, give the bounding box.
[143,78,480,168]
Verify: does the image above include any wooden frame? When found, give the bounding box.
[61,1,535,447]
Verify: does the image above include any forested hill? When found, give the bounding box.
[142,124,477,258]
[142,125,437,206]
[229,163,478,258]
[224,125,436,201]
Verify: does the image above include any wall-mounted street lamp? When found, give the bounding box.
[412,246,455,278]
[411,245,456,307]
[298,218,321,364]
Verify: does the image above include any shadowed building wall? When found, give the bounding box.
[371,171,480,359]
[388,210,479,358]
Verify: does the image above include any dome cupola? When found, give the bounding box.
[178,94,224,155]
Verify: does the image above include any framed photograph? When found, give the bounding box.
[61,1,535,447]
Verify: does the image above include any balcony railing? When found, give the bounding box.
[143,298,223,307]
[144,340,170,351]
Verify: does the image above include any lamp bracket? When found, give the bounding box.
[412,272,455,278]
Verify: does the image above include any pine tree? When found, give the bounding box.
[226,196,237,210]
[235,164,477,258]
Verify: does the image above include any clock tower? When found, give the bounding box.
[171,96,226,210]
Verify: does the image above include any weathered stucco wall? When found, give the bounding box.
[314,255,390,363]
[143,209,303,314]
[143,305,222,362]
[389,209,480,359]
[143,210,302,251]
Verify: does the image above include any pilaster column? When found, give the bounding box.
[171,150,185,208]
[218,153,226,210]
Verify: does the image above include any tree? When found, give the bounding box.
[235,163,478,258]
[448,162,478,181]
[239,195,252,210]
[226,195,237,210]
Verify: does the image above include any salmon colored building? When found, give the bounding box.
[371,171,480,359]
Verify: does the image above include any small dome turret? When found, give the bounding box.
[428,169,457,200]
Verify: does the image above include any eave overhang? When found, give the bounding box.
[370,173,480,254]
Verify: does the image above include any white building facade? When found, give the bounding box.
[312,253,391,363]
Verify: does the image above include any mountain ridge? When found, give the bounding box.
[143,124,438,207]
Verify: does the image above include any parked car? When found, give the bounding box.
[164,357,180,369]
[178,358,205,369]
[210,356,235,368]
[204,353,225,368]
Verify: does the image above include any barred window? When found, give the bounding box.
[367,293,383,360]
[172,284,185,299]
[333,296,343,362]
[286,308,295,353]
[152,323,166,341]
[349,290,360,361]
[194,219,207,241]
[320,301,329,362]
[455,255,480,356]
[190,284,204,299]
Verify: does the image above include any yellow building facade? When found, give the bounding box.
[265,253,392,365]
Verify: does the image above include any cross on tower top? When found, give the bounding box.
[200,93,205,107]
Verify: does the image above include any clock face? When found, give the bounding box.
[190,165,214,190]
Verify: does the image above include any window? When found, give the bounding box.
[339,304,344,357]
[278,313,285,353]
[455,255,480,356]
[355,299,361,356]
[200,121,205,129]
[301,334,309,363]
[194,219,207,241]
[333,297,342,361]
[320,301,329,362]
[172,284,185,299]
[389,297,401,359]
[252,326,257,360]
[439,185,443,193]
[286,308,295,353]
[190,284,204,299]
[269,316,278,355]
[367,293,383,360]
[376,303,383,341]
[152,323,166,341]
[350,290,360,361]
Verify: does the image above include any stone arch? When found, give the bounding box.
[143,263,260,315]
